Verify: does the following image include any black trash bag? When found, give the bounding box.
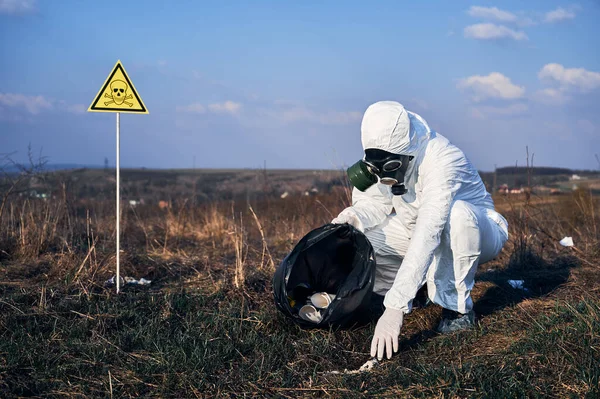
[273,223,376,329]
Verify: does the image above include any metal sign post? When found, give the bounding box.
[116,112,121,293]
[88,60,148,293]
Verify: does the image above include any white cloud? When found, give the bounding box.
[272,106,361,125]
[461,4,579,45]
[0,0,36,14]
[316,110,362,125]
[544,7,576,23]
[0,0,37,15]
[208,101,242,114]
[66,104,86,114]
[457,72,525,102]
[466,6,536,27]
[516,16,537,27]
[0,93,85,118]
[176,103,206,113]
[538,63,600,92]
[467,6,517,23]
[252,104,361,127]
[0,93,53,114]
[464,23,528,41]
[176,100,242,115]
[178,98,361,126]
[277,106,314,123]
[54,100,87,114]
[469,103,529,119]
[532,88,570,105]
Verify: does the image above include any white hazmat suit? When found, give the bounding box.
[332,101,509,359]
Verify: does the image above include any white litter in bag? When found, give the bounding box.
[559,237,574,247]
[298,304,322,323]
[296,292,337,323]
[309,292,336,309]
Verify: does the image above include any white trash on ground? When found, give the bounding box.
[125,276,152,285]
[324,358,380,375]
[559,237,574,247]
[104,276,152,288]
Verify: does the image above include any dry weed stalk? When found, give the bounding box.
[230,210,247,289]
[248,205,275,271]
[130,203,151,252]
[197,203,229,246]
[160,200,187,254]
[73,236,99,282]
[501,148,599,269]
[162,203,172,255]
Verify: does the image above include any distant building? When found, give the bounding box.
[29,190,49,199]
[570,174,582,181]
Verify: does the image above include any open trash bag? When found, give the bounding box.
[273,223,376,328]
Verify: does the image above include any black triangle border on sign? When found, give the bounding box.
[90,63,147,113]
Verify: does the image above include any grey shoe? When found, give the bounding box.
[437,309,476,333]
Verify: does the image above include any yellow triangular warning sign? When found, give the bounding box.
[88,60,148,114]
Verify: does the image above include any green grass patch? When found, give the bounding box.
[1,286,598,398]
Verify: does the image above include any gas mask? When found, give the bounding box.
[347,149,414,196]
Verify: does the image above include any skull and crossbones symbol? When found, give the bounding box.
[104,80,133,107]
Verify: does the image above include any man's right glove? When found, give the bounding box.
[331,209,364,232]
[370,307,404,360]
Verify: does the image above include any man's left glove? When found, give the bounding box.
[331,209,364,232]
[370,308,404,360]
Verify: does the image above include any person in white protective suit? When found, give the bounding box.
[332,101,509,361]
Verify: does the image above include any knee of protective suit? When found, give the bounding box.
[364,226,383,254]
[448,200,481,255]
[365,218,407,296]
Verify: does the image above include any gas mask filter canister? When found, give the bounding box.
[346,159,378,192]
[346,149,413,196]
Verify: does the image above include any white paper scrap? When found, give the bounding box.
[559,237,574,247]
[323,358,379,375]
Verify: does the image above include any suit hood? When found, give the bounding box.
[360,101,431,156]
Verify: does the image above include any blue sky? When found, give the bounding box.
[1,0,599,171]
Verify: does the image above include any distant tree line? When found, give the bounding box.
[496,166,597,176]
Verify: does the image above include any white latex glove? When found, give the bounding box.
[370,308,404,360]
[331,209,364,232]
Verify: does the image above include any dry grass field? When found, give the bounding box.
[0,167,599,398]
